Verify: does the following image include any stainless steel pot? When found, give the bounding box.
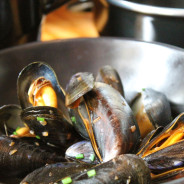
[95,0,184,48]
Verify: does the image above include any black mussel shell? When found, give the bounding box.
[55,154,151,184]
[21,106,81,149]
[96,65,124,97]
[131,88,171,138]
[65,72,94,108]
[137,112,184,182]
[84,82,141,162]
[0,104,23,136]
[65,141,99,164]
[69,98,91,140]
[17,62,70,122]
[0,135,66,177]
[21,162,92,184]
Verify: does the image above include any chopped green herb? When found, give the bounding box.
[16,126,20,131]
[13,131,18,135]
[35,135,41,139]
[142,88,145,91]
[75,153,84,159]
[87,169,96,177]
[89,154,95,162]
[71,116,76,123]
[61,176,72,184]
[37,117,45,122]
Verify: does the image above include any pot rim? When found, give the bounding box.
[108,0,184,17]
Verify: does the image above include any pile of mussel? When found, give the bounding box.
[1,62,184,184]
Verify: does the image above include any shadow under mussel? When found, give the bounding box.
[21,154,151,184]
[137,112,184,183]
[65,71,141,163]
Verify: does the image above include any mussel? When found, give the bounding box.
[137,112,184,183]
[21,154,151,184]
[21,162,92,184]
[21,106,81,149]
[131,88,171,138]
[65,140,99,164]
[96,65,124,97]
[17,61,70,122]
[0,104,23,136]
[17,62,81,148]
[66,71,141,162]
[0,135,66,177]
[59,154,150,184]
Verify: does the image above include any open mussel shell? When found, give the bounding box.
[17,62,70,122]
[0,135,66,177]
[65,72,94,108]
[0,104,23,135]
[137,112,184,182]
[21,162,92,184]
[131,88,171,138]
[21,106,81,149]
[84,82,141,162]
[65,141,99,164]
[54,154,151,184]
[96,65,124,97]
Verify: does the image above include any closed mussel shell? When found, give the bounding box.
[96,65,124,97]
[131,88,171,138]
[21,162,92,184]
[21,106,81,149]
[65,140,99,164]
[84,82,141,162]
[0,135,66,177]
[55,154,151,184]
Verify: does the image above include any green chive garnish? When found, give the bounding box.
[35,135,41,139]
[89,154,95,162]
[71,116,76,123]
[61,177,72,184]
[37,117,45,122]
[87,169,96,177]
[142,88,145,91]
[75,153,84,159]
[13,131,18,135]
[16,126,20,131]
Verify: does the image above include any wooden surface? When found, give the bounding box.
[40,3,99,41]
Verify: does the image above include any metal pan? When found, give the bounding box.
[0,37,184,183]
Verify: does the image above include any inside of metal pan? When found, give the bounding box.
[1,38,184,183]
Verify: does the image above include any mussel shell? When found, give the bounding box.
[56,154,151,184]
[84,82,141,162]
[21,106,81,149]
[137,112,184,158]
[0,135,66,177]
[0,104,23,135]
[17,62,70,122]
[143,140,184,174]
[69,107,89,139]
[21,162,92,184]
[65,72,94,107]
[96,65,124,97]
[137,113,184,182]
[131,88,171,138]
[65,141,99,164]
